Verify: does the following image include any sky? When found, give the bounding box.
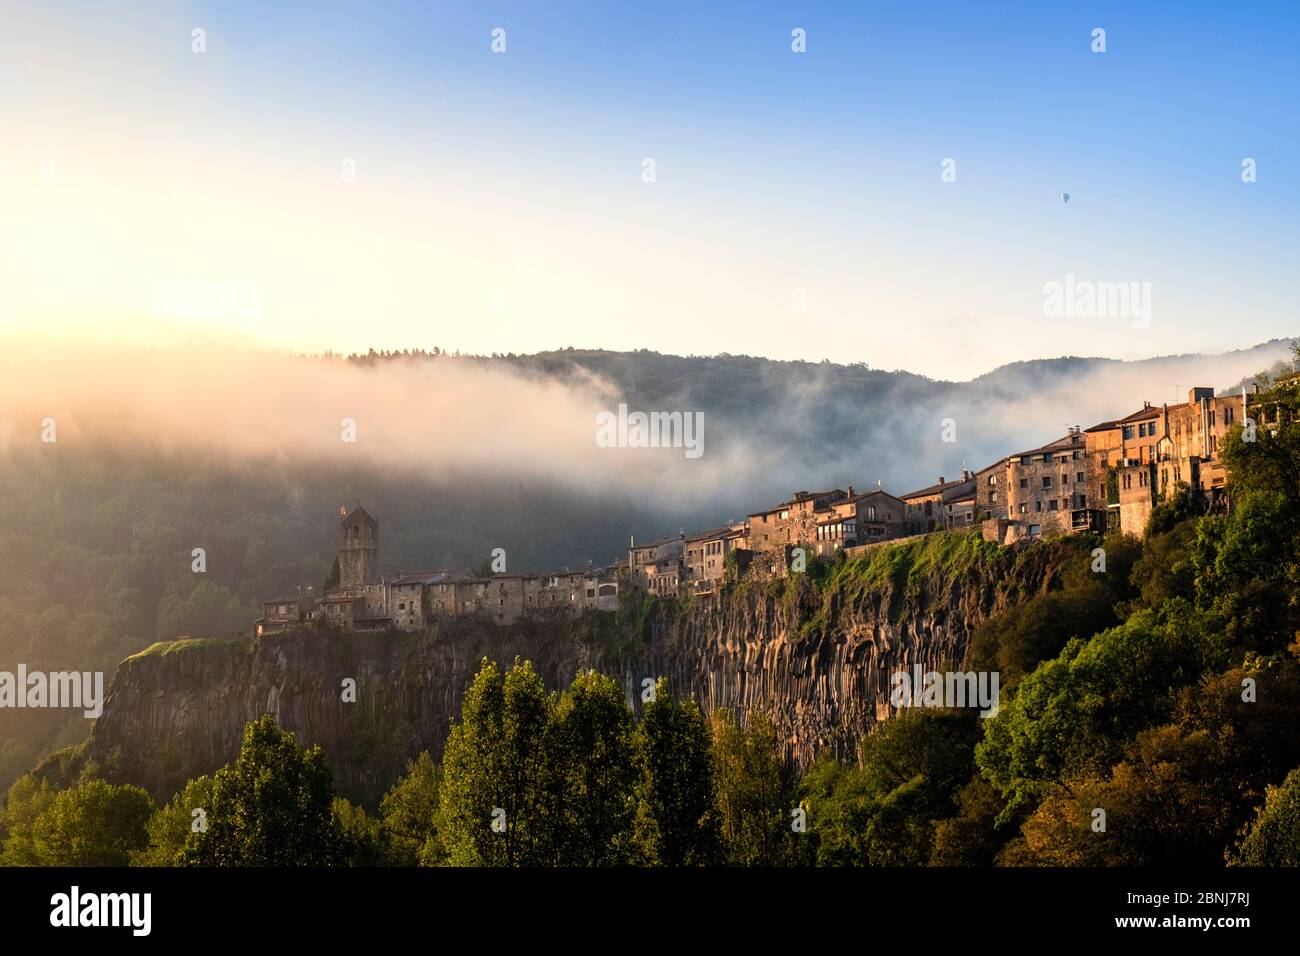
[1,0,1296,380]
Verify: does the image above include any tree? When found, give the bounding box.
[28,779,154,866]
[1233,766,1300,866]
[133,775,214,866]
[801,710,979,866]
[543,670,637,865]
[380,752,444,866]
[438,658,554,866]
[976,607,1208,819]
[0,773,58,865]
[711,709,797,865]
[633,679,722,865]
[182,715,342,866]
[1001,725,1234,866]
[322,556,340,594]
[333,797,392,866]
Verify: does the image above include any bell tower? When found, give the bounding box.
[338,505,379,588]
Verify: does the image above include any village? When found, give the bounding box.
[255,379,1291,636]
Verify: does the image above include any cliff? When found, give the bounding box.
[59,532,1091,806]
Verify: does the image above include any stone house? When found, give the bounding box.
[256,595,317,636]
[1000,430,1098,541]
[628,533,685,591]
[684,523,747,593]
[940,472,977,530]
[900,477,970,532]
[747,489,848,552]
[814,488,907,555]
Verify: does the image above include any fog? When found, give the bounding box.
[0,337,1291,519]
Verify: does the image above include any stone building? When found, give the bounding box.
[747,489,848,552]
[940,472,977,530]
[814,488,907,555]
[684,523,747,593]
[900,476,969,532]
[257,595,317,635]
[997,430,1099,542]
[974,458,1008,523]
[257,508,624,635]
[1087,387,1246,535]
[628,533,685,592]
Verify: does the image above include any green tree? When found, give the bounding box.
[438,658,553,866]
[544,670,637,865]
[333,797,392,866]
[29,779,154,866]
[802,710,979,866]
[380,751,444,866]
[976,607,1209,819]
[710,709,796,865]
[1233,766,1300,866]
[133,775,214,866]
[182,715,342,866]
[0,774,59,865]
[632,679,722,865]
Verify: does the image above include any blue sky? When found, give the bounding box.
[2,0,1295,378]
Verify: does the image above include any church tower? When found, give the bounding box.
[338,506,379,588]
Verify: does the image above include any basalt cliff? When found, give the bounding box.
[51,533,1090,805]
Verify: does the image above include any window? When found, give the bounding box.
[1123,425,1135,440]
[1049,500,1059,511]
[1077,471,1085,483]
[1042,476,1053,488]
[1225,406,1234,425]
[988,475,997,485]
[1209,410,1216,426]
[867,506,876,521]
[1062,473,1069,484]
[1036,501,1043,512]
[1018,504,1027,514]
[1020,455,1031,464]
[1019,478,1029,489]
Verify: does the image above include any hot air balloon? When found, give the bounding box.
[1061,192,1071,205]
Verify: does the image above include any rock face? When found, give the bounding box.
[75,535,1083,805]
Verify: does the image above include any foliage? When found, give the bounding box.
[12,779,154,866]
[182,715,342,866]
[801,710,979,866]
[1233,766,1300,866]
[543,670,638,865]
[632,679,723,865]
[438,658,553,866]
[132,775,214,866]
[379,752,444,866]
[710,709,798,865]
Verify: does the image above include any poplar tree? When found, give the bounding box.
[632,679,722,866]
[439,658,553,865]
[543,670,637,865]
